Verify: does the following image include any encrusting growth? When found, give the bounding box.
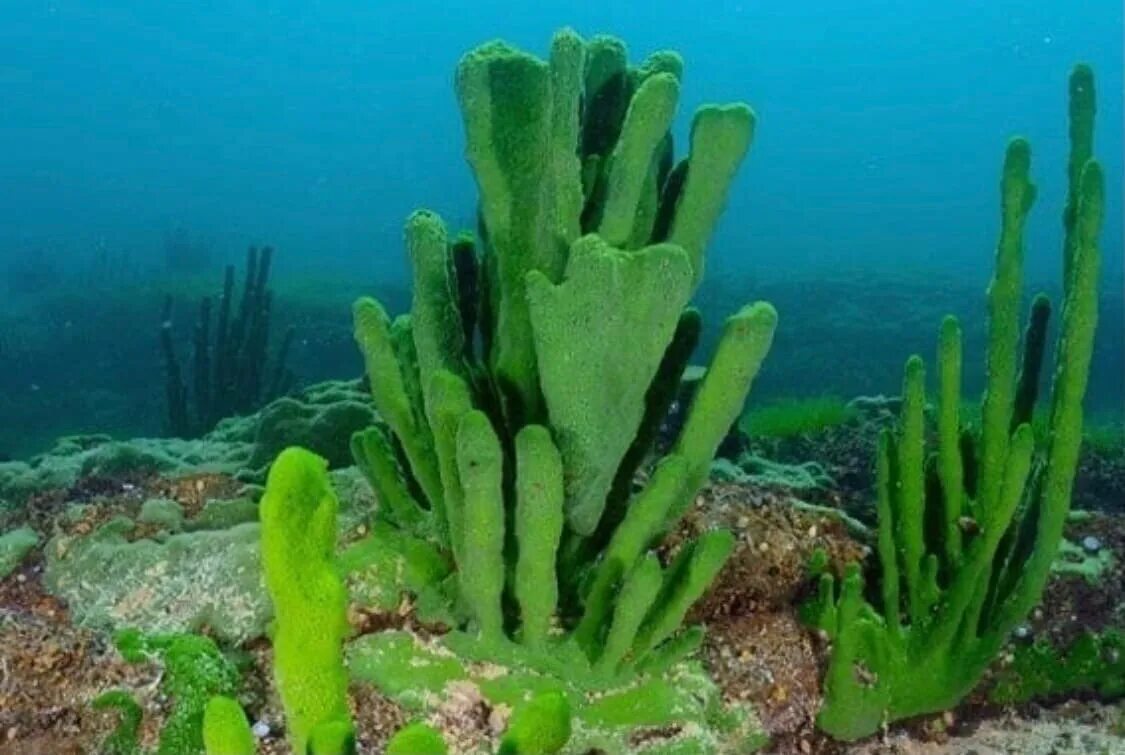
[805,65,1104,740]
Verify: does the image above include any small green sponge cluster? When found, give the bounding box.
[95,629,242,755]
[386,691,572,755]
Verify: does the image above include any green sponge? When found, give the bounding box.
[386,722,449,755]
[260,447,353,753]
[202,696,255,755]
[499,691,572,754]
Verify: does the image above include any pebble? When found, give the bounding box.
[1013,624,1033,642]
[1081,535,1102,553]
[252,721,271,739]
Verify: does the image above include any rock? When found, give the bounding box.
[137,498,185,531]
[247,380,376,472]
[0,527,39,578]
[43,517,269,644]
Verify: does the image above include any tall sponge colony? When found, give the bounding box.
[343,28,774,753]
[805,64,1104,741]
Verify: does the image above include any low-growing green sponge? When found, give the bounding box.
[92,690,143,755]
[383,691,571,755]
[386,722,449,755]
[499,690,572,754]
[97,630,242,755]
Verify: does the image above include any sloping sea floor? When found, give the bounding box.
[0,389,1122,754]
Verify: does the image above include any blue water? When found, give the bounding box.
[0,1,1121,452]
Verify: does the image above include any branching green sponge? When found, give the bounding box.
[805,65,1104,741]
[260,447,353,753]
[347,27,773,695]
[203,696,255,755]
[341,28,772,752]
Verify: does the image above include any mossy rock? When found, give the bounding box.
[0,434,252,507]
[711,455,833,491]
[41,468,373,644]
[0,526,39,578]
[248,380,376,471]
[44,517,269,644]
[185,497,259,531]
[1051,538,1116,585]
[137,498,186,532]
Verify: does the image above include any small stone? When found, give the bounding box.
[252,720,271,739]
[488,706,509,735]
[1081,535,1102,553]
[1013,624,1033,642]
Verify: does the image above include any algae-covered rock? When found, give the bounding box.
[0,434,252,506]
[40,467,373,644]
[137,498,185,531]
[185,497,259,531]
[247,380,376,471]
[0,380,371,508]
[712,455,833,491]
[0,526,39,578]
[328,465,377,538]
[44,517,268,644]
[1051,537,1116,584]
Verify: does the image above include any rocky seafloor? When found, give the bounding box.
[0,384,1122,754]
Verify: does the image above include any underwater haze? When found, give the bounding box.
[2,4,1125,753]
[0,0,1122,453]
